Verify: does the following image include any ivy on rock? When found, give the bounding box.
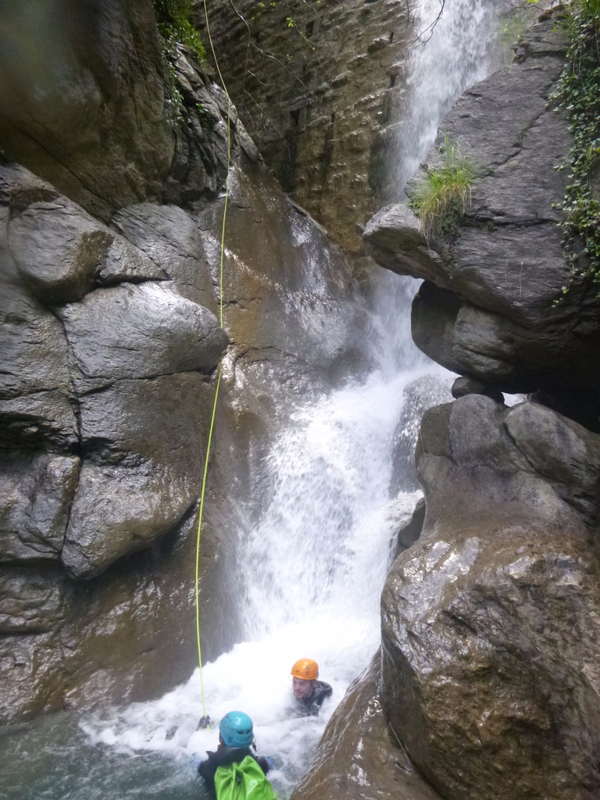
[551,0,600,296]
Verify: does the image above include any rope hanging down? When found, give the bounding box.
[195,0,233,728]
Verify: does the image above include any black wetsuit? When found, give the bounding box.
[297,680,333,716]
[198,745,270,795]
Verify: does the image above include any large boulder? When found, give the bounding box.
[62,373,215,578]
[9,197,113,304]
[111,203,218,311]
[8,194,165,304]
[364,15,600,424]
[381,395,600,800]
[58,281,226,391]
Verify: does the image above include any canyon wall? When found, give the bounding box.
[0,0,367,723]
[192,0,413,255]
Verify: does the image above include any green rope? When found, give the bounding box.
[194,0,233,723]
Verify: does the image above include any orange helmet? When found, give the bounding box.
[291,658,319,681]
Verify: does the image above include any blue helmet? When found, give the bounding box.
[219,711,254,748]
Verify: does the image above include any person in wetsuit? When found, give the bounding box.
[198,711,270,795]
[291,658,332,716]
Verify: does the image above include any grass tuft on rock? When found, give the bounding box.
[409,134,476,240]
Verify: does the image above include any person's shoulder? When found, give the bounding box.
[316,680,333,696]
[254,755,270,774]
[209,745,251,768]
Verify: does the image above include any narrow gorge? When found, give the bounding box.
[1,1,599,799]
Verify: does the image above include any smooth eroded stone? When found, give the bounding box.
[416,395,590,532]
[411,282,465,376]
[9,197,113,303]
[0,452,80,562]
[382,526,600,800]
[412,280,600,401]
[58,281,228,387]
[62,373,214,578]
[61,463,192,579]
[79,372,211,468]
[362,202,438,279]
[382,395,600,800]
[111,203,217,311]
[505,402,600,517]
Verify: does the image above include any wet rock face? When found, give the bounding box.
[0,0,251,221]
[0,0,174,221]
[291,652,443,800]
[58,282,225,389]
[0,0,280,722]
[0,453,80,563]
[0,156,230,721]
[0,1,369,721]
[364,16,600,428]
[193,0,413,253]
[391,374,453,493]
[381,395,600,800]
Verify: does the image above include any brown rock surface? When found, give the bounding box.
[193,0,413,253]
[381,395,600,800]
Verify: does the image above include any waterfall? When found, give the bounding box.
[0,3,516,799]
[395,0,512,194]
[76,294,438,797]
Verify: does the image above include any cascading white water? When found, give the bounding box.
[395,0,512,194]
[80,307,434,797]
[0,4,516,799]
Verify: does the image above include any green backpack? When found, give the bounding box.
[214,755,278,800]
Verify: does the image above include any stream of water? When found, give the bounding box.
[0,2,514,798]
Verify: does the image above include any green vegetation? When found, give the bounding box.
[409,135,476,239]
[153,0,205,62]
[551,0,600,296]
[152,0,205,124]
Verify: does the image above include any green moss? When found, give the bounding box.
[409,135,476,239]
[550,0,600,298]
[153,0,206,62]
